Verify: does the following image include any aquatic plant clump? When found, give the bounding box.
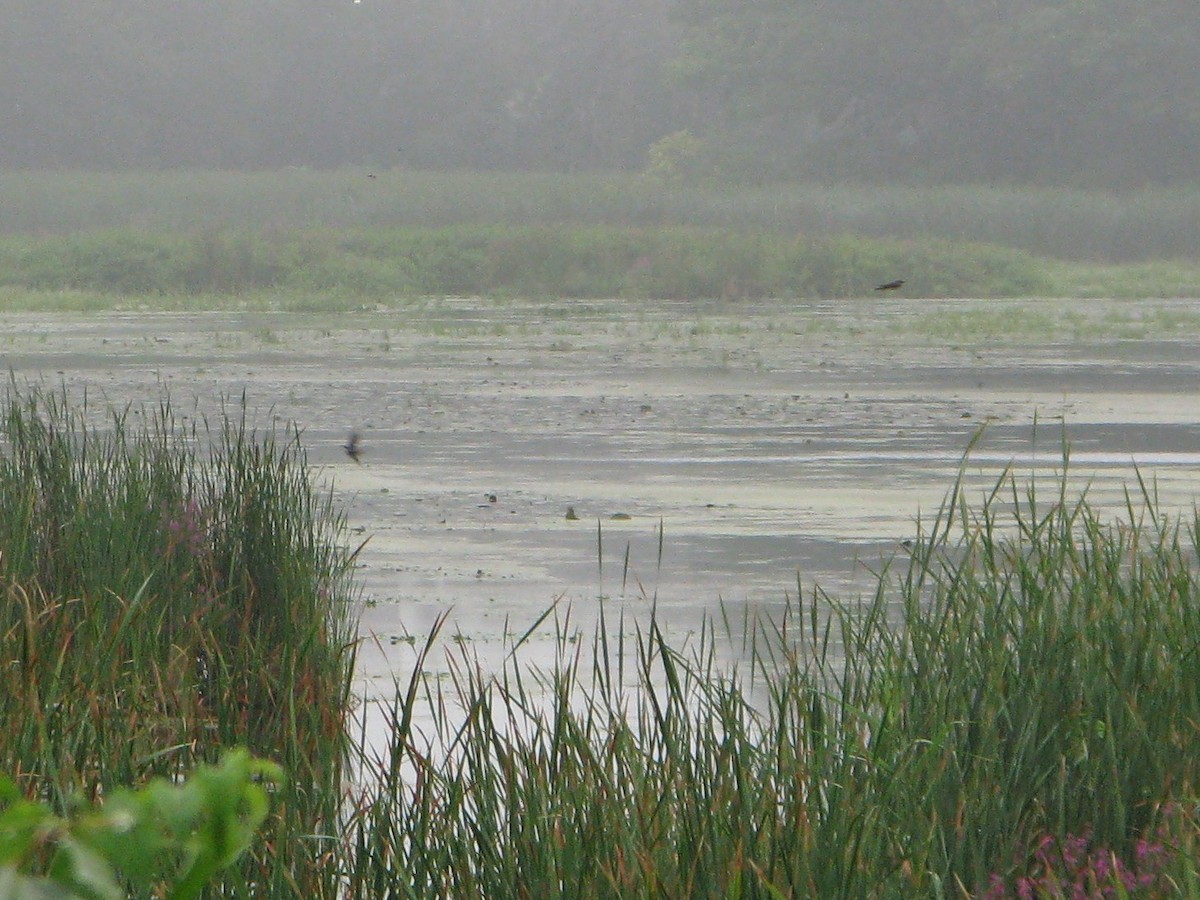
[0,383,359,894]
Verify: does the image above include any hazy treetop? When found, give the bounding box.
[2,0,1195,187]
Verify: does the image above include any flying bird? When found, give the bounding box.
[875,279,905,291]
[344,431,362,463]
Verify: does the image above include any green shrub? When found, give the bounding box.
[0,750,281,900]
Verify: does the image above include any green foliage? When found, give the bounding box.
[7,230,294,295]
[0,750,280,900]
[1045,258,1200,300]
[338,448,1200,896]
[6,381,1200,895]
[0,225,1058,303]
[0,385,358,895]
[672,0,1200,185]
[10,212,1200,307]
[642,130,710,186]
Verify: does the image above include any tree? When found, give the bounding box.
[0,0,685,172]
[670,0,1200,185]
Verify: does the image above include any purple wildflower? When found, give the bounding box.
[164,498,207,556]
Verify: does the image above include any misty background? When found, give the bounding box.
[4,0,1198,186]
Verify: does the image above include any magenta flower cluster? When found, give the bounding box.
[164,498,207,557]
[982,830,1168,898]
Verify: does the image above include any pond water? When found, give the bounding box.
[5,296,1200,722]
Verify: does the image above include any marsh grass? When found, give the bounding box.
[340,449,1200,897]
[4,385,1200,896]
[2,170,1200,307]
[1044,258,1200,300]
[0,384,359,895]
[0,226,1057,304]
[2,171,1200,264]
[4,224,1199,310]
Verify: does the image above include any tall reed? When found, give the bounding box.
[4,384,1198,895]
[340,452,1200,896]
[0,383,360,895]
[0,226,1056,301]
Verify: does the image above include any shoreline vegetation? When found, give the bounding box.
[2,386,1199,895]
[0,171,1198,308]
[0,386,359,894]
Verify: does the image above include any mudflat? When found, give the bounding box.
[4,296,1200,698]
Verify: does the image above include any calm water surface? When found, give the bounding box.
[4,297,1200,715]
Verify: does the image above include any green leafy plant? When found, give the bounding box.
[0,749,281,900]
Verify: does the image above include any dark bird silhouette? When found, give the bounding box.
[344,431,362,463]
[875,279,905,291]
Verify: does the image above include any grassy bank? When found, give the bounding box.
[2,170,1200,264]
[3,386,1200,895]
[6,224,1196,308]
[2,170,1200,305]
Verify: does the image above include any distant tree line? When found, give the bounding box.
[0,0,684,172]
[672,0,1200,186]
[2,0,1197,186]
